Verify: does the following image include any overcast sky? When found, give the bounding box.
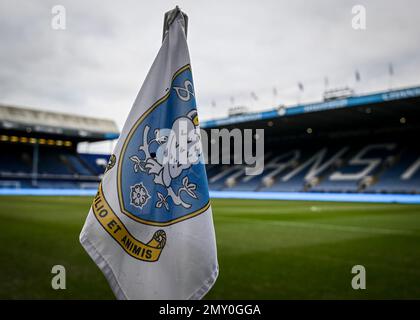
[0,0,419,152]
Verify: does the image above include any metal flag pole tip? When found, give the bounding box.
[162,6,188,42]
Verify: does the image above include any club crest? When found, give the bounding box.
[117,65,210,226]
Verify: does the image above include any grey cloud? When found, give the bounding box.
[0,0,419,129]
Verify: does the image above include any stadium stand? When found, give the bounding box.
[204,143,420,194]
[202,86,420,195]
[0,104,119,189]
[1,86,419,197]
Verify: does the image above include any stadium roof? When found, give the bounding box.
[0,104,119,141]
[201,86,420,129]
[201,85,420,146]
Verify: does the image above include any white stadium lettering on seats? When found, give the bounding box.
[329,144,396,181]
[401,157,420,180]
[282,147,349,182]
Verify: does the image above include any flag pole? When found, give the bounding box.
[162,6,188,42]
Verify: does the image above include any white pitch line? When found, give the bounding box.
[219,217,418,236]
[220,204,411,215]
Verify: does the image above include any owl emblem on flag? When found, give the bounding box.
[117,65,210,226]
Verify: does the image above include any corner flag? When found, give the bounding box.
[79,8,218,300]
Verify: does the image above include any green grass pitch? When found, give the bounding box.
[1,196,420,299]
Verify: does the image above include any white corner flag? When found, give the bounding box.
[79,9,218,300]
